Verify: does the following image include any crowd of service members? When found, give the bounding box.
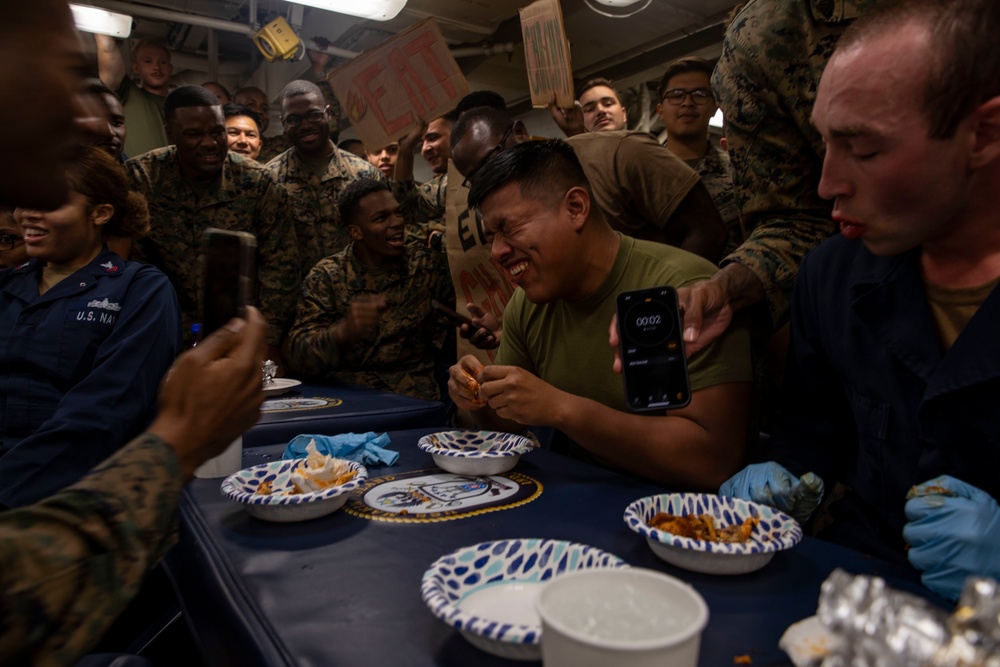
[2,0,1000,663]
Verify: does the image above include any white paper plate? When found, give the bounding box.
[263,378,301,397]
[421,539,627,661]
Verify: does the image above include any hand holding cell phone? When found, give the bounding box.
[615,286,691,411]
[200,229,257,339]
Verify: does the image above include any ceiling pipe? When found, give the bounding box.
[302,39,361,60]
[207,27,218,80]
[399,7,495,36]
[89,0,254,35]
[88,0,516,62]
[573,8,732,79]
[450,42,516,59]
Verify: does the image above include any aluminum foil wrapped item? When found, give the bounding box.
[262,359,277,387]
[938,577,1000,667]
[781,569,1000,667]
[816,568,948,666]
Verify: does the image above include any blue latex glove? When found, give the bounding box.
[283,432,399,466]
[719,461,825,525]
[903,475,1000,600]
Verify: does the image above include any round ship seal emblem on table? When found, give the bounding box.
[345,469,542,523]
[260,396,344,412]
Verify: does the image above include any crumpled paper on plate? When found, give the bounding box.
[282,432,398,467]
[781,569,1000,667]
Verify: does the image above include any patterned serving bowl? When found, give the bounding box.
[417,430,534,476]
[221,458,368,523]
[623,493,802,575]
[421,538,627,661]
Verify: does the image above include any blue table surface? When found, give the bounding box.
[244,383,448,448]
[173,427,943,667]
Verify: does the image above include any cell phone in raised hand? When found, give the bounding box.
[615,286,691,412]
[199,228,257,339]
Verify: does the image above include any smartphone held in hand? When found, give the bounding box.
[615,286,691,411]
[199,229,257,339]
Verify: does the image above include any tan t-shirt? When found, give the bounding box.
[497,234,752,414]
[566,131,700,245]
[925,277,1000,350]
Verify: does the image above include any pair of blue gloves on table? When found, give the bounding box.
[720,463,1000,600]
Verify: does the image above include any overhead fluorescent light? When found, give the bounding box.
[584,0,651,18]
[70,3,132,38]
[285,0,407,21]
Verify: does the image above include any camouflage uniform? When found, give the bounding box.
[265,147,383,275]
[402,173,447,246]
[258,134,291,165]
[288,242,453,400]
[258,79,343,164]
[126,148,301,346]
[713,0,877,330]
[0,433,182,666]
[690,142,741,255]
[416,173,447,219]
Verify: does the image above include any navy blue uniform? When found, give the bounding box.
[0,249,181,507]
[771,235,1000,563]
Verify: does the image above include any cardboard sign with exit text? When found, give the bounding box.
[328,18,470,150]
[519,0,574,108]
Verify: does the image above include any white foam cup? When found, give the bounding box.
[535,567,709,667]
[194,436,243,479]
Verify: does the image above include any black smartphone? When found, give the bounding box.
[431,299,477,329]
[615,286,691,411]
[199,228,257,338]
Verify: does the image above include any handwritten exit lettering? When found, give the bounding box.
[519,0,575,108]
[329,19,470,150]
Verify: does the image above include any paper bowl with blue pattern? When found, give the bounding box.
[221,458,368,523]
[624,493,802,575]
[421,538,627,661]
[417,430,534,476]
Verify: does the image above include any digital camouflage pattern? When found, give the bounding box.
[258,79,342,164]
[288,242,453,401]
[692,142,741,255]
[265,147,383,274]
[416,173,447,220]
[403,173,447,246]
[257,134,292,165]
[713,0,876,329]
[0,433,182,666]
[126,147,301,346]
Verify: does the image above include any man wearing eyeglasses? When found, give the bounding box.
[657,57,740,254]
[265,80,383,276]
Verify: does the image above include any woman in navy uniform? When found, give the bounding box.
[0,147,182,507]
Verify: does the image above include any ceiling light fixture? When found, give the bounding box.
[283,0,407,21]
[583,0,651,19]
[70,3,132,38]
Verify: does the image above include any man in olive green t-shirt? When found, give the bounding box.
[95,35,172,157]
[448,140,752,491]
